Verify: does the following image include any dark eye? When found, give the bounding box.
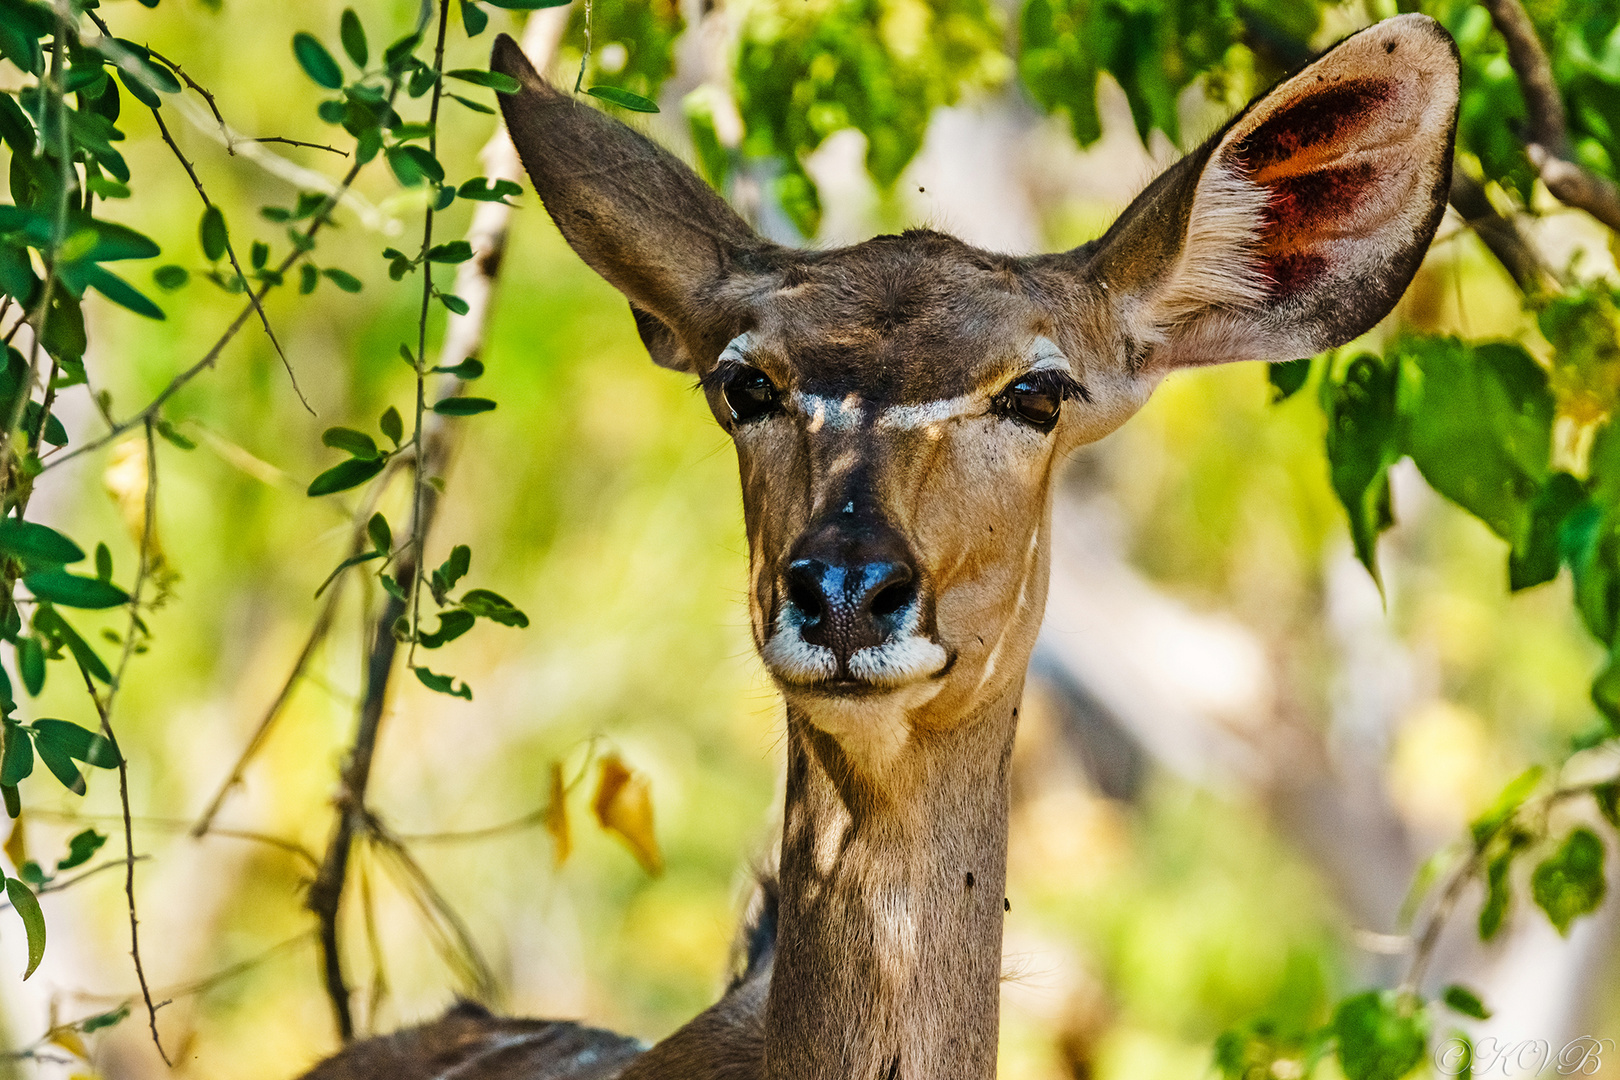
[996,377,1063,430]
[722,366,780,423]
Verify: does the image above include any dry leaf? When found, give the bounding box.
[592,754,662,876]
[103,437,161,559]
[543,760,571,867]
[50,1028,89,1060]
[3,813,25,874]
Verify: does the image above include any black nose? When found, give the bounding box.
[783,523,919,662]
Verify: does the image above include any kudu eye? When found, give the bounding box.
[722,366,781,423]
[995,375,1064,430]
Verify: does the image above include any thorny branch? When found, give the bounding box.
[76,419,167,1063]
[303,7,571,1040]
[1479,0,1620,232]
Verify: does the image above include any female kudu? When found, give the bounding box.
[305,15,1459,1079]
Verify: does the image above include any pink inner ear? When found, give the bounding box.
[1225,77,1413,297]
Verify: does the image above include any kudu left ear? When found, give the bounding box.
[1081,13,1460,370]
[491,34,775,372]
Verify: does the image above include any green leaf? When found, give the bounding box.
[448,93,496,115]
[413,666,472,699]
[32,719,119,769]
[1442,984,1491,1020]
[433,396,495,416]
[250,240,268,270]
[1332,991,1427,1080]
[1510,472,1585,591]
[322,268,363,292]
[293,32,344,90]
[1479,845,1516,941]
[1471,766,1545,846]
[339,8,368,67]
[322,426,380,459]
[1,722,33,786]
[155,418,197,451]
[459,588,529,627]
[460,0,489,36]
[94,542,112,582]
[32,733,84,794]
[483,0,573,6]
[17,637,43,696]
[308,456,387,497]
[153,264,189,290]
[1596,782,1620,830]
[79,265,164,320]
[585,85,660,113]
[439,545,471,591]
[23,570,129,610]
[379,406,403,447]
[417,609,475,648]
[385,145,444,187]
[31,606,112,686]
[432,357,484,379]
[1398,337,1551,543]
[445,68,520,93]
[6,877,45,978]
[0,519,85,569]
[367,512,391,553]
[1325,353,1400,582]
[426,241,473,264]
[300,263,319,294]
[1531,827,1606,935]
[457,177,521,204]
[1269,359,1310,403]
[82,1003,130,1033]
[20,402,66,448]
[437,291,470,316]
[313,550,385,599]
[199,205,228,261]
[56,827,106,871]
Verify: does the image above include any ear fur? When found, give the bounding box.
[1085,14,1460,369]
[491,34,772,371]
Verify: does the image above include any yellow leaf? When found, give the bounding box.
[103,437,161,559]
[544,760,571,867]
[3,814,24,875]
[592,754,662,876]
[49,1028,88,1059]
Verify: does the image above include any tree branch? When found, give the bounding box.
[1480,0,1620,231]
[303,8,572,1041]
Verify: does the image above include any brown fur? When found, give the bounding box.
[300,16,1458,1080]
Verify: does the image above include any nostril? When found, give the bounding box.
[786,562,826,626]
[869,580,915,620]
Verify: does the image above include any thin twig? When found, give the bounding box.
[250,136,348,156]
[147,105,313,414]
[304,8,571,1039]
[396,806,547,844]
[43,148,374,474]
[76,419,167,1063]
[1480,0,1620,231]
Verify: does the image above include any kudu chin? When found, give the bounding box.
[301,15,1459,1080]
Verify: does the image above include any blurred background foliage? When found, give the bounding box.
[1,0,1619,1077]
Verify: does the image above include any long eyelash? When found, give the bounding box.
[1016,368,1091,403]
[698,358,746,395]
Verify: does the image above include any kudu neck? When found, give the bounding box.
[764,680,1024,1080]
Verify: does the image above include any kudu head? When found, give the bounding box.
[494,17,1458,775]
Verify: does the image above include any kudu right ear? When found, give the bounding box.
[491,34,771,372]
[1081,14,1460,371]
